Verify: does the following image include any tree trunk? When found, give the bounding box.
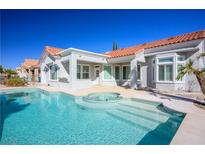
[195,73,205,96]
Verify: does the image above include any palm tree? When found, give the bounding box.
[177,53,205,96]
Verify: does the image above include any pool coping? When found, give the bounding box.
[1,85,205,144]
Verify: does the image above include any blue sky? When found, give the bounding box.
[1,9,205,69]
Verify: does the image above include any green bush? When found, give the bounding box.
[6,78,26,87]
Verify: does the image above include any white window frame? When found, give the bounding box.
[77,64,90,80]
[102,65,113,81]
[114,65,121,81]
[49,64,58,81]
[158,64,173,82]
[122,64,131,81]
[155,53,187,84]
[156,56,174,83]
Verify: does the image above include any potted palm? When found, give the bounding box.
[177,53,205,103]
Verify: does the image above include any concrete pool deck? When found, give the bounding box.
[1,85,205,144]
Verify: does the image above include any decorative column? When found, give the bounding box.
[28,68,32,82]
[34,68,39,82]
[130,58,137,89]
[69,54,77,89]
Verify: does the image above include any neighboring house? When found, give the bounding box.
[39,30,205,91]
[17,59,40,82]
[0,73,7,84]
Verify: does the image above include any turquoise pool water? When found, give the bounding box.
[0,88,185,145]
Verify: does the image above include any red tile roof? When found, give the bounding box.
[105,30,205,58]
[22,59,39,68]
[44,46,64,56]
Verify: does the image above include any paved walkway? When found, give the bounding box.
[1,85,205,144]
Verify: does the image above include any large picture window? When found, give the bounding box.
[157,55,186,82]
[114,66,120,80]
[50,64,58,80]
[77,64,90,79]
[122,65,130,80]
[103,65,112,80]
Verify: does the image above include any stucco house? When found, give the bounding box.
[17,59,40,82]
[39,30,205,91]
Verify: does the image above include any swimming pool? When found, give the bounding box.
[0,88,185,145]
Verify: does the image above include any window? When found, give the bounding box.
[157,55,186,82]
[158,57,173,63]
[77,64,90,79]
[114,66,120,80]
[82,65,89,79]
[122,65,130,80]
[77,65,81,79]
[50,65,58,80]
[158,64,173,81]
[158,65,165,81]
[157,56,174,82]
[165,65,173,81]
[137,64,141,80]
[103,65,112,80]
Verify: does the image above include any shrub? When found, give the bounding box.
[6,78,26,87]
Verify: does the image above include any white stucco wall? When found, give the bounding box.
[40,53,71,88]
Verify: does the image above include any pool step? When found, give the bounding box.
[116,107,168,124]
[107,110,160,131]
[130,98,160,106]
[118,103,169,117]
[107,109,181,144]
[118,103,183,123]
[138,116,182,145]
[119,101,162,113]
